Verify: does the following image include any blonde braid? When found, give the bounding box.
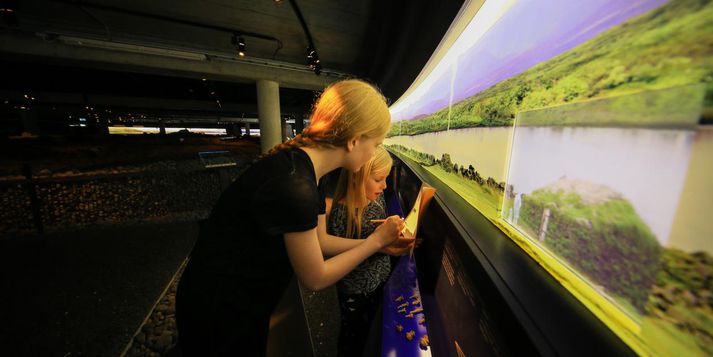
[259,79,390,159]
[264,134,309,156]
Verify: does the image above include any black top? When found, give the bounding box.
[187,148,326,296]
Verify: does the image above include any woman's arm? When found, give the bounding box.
[284,215,403,291]
[317,214,416,257]
[316,214,362,256]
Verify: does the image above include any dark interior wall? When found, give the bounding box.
[358,0,466,103]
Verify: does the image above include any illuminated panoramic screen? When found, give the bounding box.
[385,0,712,355]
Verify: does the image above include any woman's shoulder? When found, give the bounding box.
[245,149,314,185]
[244,168,318,213]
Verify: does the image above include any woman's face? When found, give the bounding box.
[365,169,388,201]
[346,135,384,172]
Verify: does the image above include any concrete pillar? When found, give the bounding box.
[257,80,281,153]
[98,117,110,136]
[294,115,304,134]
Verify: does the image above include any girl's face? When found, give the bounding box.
[365,169,388,201]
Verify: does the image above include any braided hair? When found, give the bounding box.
[267,79,391,155]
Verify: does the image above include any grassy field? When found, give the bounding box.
[423,164,503,219]
[641,316,707,356]
[516,83,703,128]
[386,144,504,219]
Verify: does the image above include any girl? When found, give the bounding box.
[176,79,414,356]
[328,147,394,357]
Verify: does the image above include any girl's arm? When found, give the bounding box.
[284,216,403,291]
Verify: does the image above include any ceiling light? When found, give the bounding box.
[0,0,15,13]
[232,34,246,57]
[306,47,321,75]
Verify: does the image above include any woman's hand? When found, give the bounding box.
[370,215,404,249]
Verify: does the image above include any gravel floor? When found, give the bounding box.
[123,263,185,357]
[0,221,197,356]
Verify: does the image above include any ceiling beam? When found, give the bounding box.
[0,31,341,90]
[0,89,313,115]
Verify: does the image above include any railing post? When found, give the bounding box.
[22,164,44,236]
[218,168,231,191]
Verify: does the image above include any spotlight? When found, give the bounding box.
[1,0,17,11]
[307,47,317,63]
[232,34,246,57]
[0,0,18,27]
[306,47,321,75]
[238,38,246,57]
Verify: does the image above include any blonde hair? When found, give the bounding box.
[268,79,391,154]
[333,147,393,238]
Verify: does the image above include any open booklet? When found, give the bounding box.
[402,183,437,239]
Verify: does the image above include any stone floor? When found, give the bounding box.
[121,264,343,357]
[299,284,340,357]
[123,262,185,356]
[0,221,197,356]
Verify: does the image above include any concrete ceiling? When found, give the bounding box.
[0,0,465,129]
[0,0,382,87]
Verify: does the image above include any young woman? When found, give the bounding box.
[175,79,414,356]
[327,147,394,357]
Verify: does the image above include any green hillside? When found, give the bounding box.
[390,0,713,137]
[517,180,661,313]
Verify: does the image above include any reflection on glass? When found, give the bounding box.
[386,0,713,354]
[503,85,702,319]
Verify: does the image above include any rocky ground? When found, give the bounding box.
[0,134,260,178]
[0,221,198,356]
[123,263,185,357]
[0,133,259,356]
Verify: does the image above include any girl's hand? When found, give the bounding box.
[371,215,404,248]
[381,229,416,256]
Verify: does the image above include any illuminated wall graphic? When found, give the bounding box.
[108,127,228,135]
[504,85,702,316]
[386,0,712,355]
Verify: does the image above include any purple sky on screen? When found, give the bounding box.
[396,0,669,122]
